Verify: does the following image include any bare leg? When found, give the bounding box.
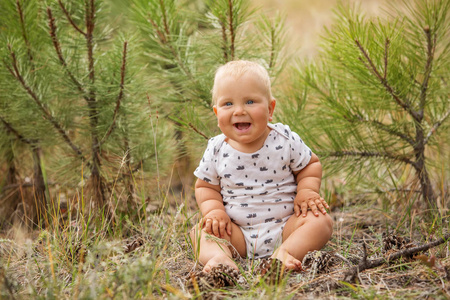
[190,221,246,272]
[271,212,333,270]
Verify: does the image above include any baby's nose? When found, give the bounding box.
[233,104,246,115]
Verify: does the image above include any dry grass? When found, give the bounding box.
[1,190,448,299]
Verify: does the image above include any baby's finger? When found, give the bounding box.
[204,219,213,234]
[317,198,327,214]
[301,202,308,217]
[226,222,232,235]
[212,219,220,237]
[321,197,330,209]
[219,221,227,238]
[294,204,301,217]
[308,200,319,216]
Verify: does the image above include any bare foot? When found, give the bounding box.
[203,253,238,272]
[271,248,302,271]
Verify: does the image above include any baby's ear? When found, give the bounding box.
[268,99,276,121]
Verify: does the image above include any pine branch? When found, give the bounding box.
[147,17,167,43]
[354,115,415,146]
[326,150,415,167]
[158,0,170,38]
[57,0,87,36]
[423,109,450,146]
[383,38,389,80]
[355,39,421,122]
[47,7,85,94]
[188,123,209,140]
[101,41,128,145]
[0,115,35,145]
[219,19,229,61]
[269,25,276,69]
[147,8,194,81]
[16,0,34,64]
[419,26,436,119]
[6,45,87,164]
[227,0,235,60]
[340,232,450,283]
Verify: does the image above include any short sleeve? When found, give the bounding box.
[289,129,312,172]
[193,137,221,185]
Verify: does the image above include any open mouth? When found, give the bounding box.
[234,122,251,131]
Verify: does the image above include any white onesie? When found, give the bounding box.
[194,123,312,258]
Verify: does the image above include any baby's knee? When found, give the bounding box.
[189,224,204,241]
[321,213,333,236]
[307,213,333,236]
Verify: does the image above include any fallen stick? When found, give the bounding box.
[341,232,450,283]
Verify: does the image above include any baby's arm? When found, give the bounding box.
[195,179,232,238]
[293,153,330,217]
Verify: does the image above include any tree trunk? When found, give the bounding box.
[88,100,107,210]
[90,138,106,209]
[414,123,436,209]
[31,145,47,225]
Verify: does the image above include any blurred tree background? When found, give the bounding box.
[0,0,448,229]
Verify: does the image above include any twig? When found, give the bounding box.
[219,19,229,62]
[101,41,128,145]
[159,0,170,38]
[333,252,352,266]
[383,38,389,80]
[148,17,167,43]
[423,109,450,145]
[355,39,421,122]
[188,123,209,140]
[16,0,34,64]
[340,232,450,284]
[58,0,87,36]
[269,24,276,69]
[419,26,436,119]
[0,115,35,145]
[227,0,235,60]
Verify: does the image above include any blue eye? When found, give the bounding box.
[225,102,232,106]
[247,100,254,104]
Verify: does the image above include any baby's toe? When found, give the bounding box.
[203,264,212,273]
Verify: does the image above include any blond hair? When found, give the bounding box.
[211,60,273,104]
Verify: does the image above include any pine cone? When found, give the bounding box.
[210,264,239,287]
[255,258,285,284]
[186,264,240,293]
[383,232,411,252]
[186,270,217,292]
[124,237,144,254]
[302,250,334,273]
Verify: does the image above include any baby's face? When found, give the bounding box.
[213,73,275,153]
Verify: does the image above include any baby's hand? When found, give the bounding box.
[294,189,329,217]
[202,209,232,238]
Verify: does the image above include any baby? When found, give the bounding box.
[191,60,333,272]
